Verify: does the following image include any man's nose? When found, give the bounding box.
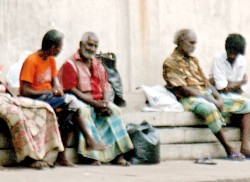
[89,46,96,52]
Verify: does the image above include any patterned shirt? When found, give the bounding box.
[163,48,207,94]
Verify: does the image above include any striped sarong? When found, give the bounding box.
[74,100,134,162]
[180,91,250,133]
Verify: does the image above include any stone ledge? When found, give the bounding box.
[158,127,240,144]
[161,142,241,160]
[123,111,201,126]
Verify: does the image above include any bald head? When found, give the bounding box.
[174,29,197,56]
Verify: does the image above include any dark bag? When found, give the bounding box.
[96,52,126,107]
[125,121,160,164]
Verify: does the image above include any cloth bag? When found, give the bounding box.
[96,52,126,107]
[125,121,160,164]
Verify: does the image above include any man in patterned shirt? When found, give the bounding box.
[163,29,250,160]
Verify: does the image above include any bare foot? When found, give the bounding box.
[27,161,49,170]
[55,152,75,167]
[112,155,130,166]
[55,159,75,167]
[90,160,101,165]
[86,140,106,151]
[20,158,49,170]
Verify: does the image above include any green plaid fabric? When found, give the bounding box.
[180,92,250,133]
[77,102,134,162]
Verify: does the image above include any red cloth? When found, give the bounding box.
[58,51,109,100]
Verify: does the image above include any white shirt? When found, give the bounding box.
[211,52,247,91]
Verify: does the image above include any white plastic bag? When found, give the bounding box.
[6,51,31,89]
[141,85,184,112]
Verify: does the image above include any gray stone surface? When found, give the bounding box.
[161,142,241,160]
[1,160,250,182]
[159,127,240,144]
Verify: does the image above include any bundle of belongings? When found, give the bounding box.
[96,52,126,107]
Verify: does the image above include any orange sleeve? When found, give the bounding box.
[20,56,36,84]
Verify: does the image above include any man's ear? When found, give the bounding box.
[80,41,83,48]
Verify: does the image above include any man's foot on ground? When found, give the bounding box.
[227,152,245,161]
[90,160,101,165]
[21,160,49,170]
[111,155,130,166]
[19,157,50,170]
[55,152,76,167]
[55,159,76,167]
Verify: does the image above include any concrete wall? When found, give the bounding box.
[1,0,250,94]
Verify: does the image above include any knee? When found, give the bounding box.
[195,104,215,116]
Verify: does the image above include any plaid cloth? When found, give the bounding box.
[77,101,134,162]
[180,91,250,133]
[0,93,64,162]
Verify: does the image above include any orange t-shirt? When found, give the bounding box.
[20,52,57,91]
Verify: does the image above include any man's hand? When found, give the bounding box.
[213,98,224,112]
[92,100,108,109]
[53,86,64,96]
[92,100,113,116]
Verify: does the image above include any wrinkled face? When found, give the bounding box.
[80,37,98,60]
[227,50,238,63]
[180,31,197,56]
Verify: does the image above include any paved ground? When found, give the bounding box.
[1,160,250,182]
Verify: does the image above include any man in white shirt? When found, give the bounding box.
[211,34,247,94]
[210,34,250,158]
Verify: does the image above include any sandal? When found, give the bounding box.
[194,157,217,165]
[227,152,245,161]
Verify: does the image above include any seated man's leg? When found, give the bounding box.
[181,98,237,157]
[222,96,250,156]
[106,102,133,165]
[55,109,76,167]
[36,95,76,166]
[64,94,106,151]
[240,113,250,156]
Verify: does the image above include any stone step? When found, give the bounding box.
[160,142,241,160]
[158,127,240,144]
[0,142,242,165]
[0,125,240,149]
[123,111,200,127]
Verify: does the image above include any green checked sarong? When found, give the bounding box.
[180,91,250,133]
[76,101,134,162]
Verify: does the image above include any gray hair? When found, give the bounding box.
[81,32,99,43]
[173,29,193,45]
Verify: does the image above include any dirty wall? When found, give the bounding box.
[1,0,250,94]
